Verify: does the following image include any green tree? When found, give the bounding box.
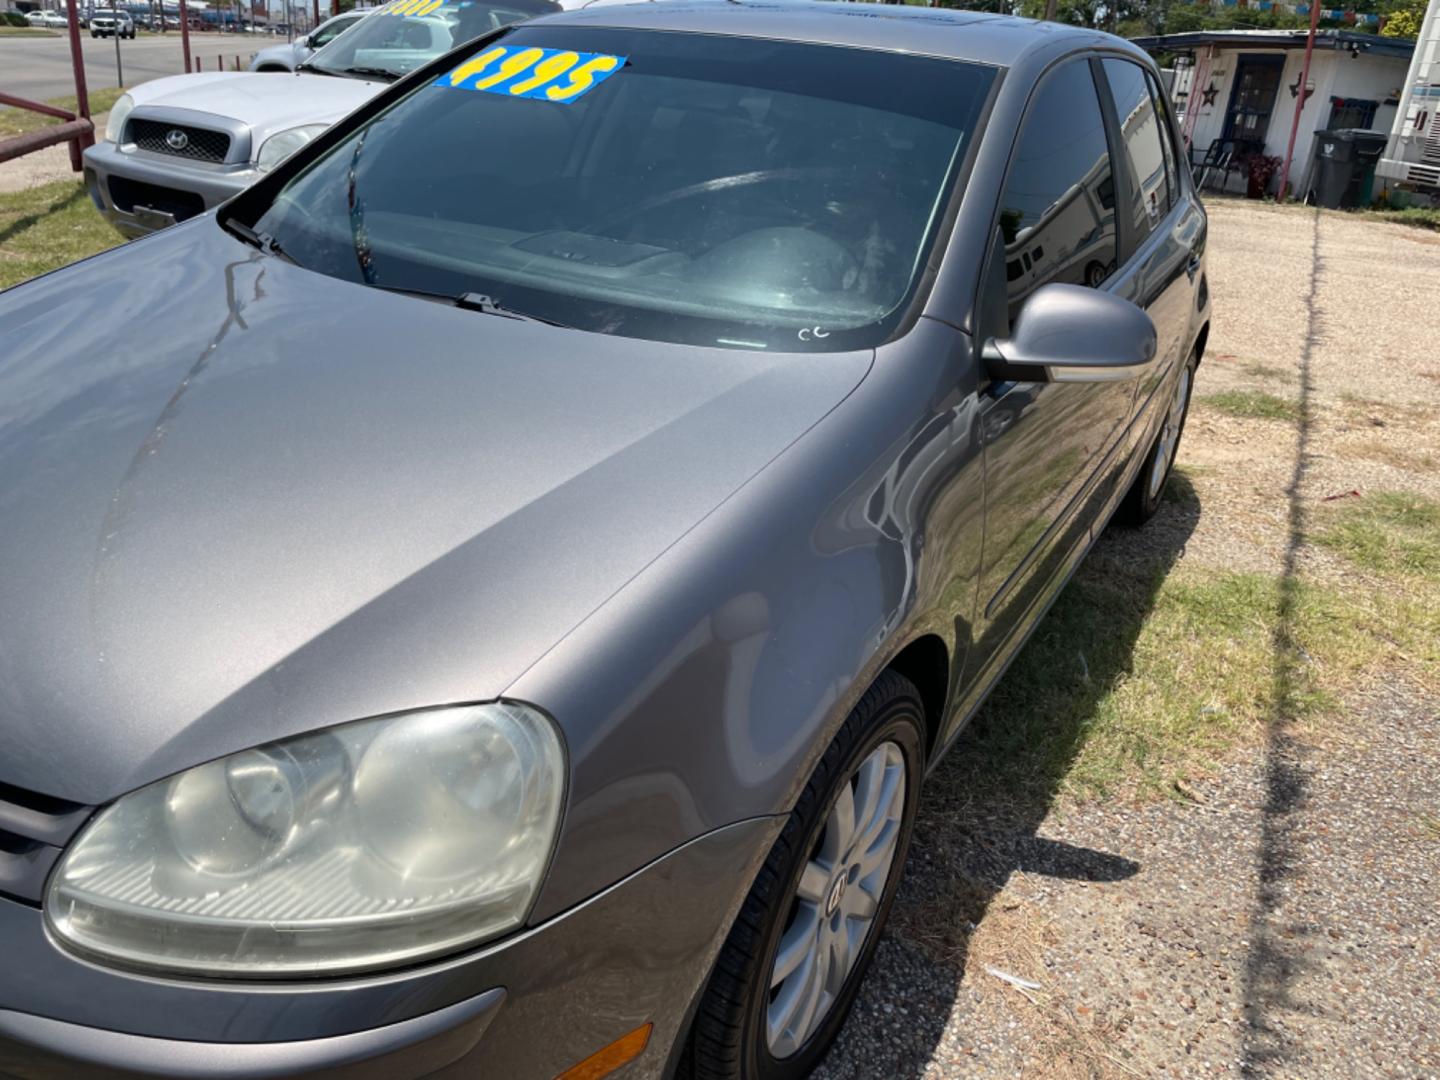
[1380,0,1424,36]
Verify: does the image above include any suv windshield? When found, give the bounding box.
[254,26,994,352]
[305,0,559,81]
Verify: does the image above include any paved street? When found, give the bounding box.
[0,31,272,101]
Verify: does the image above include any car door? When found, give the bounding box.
[958,55,1134,698]
[1098,57,1205,450]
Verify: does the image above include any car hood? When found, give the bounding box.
[128,71,380,138]
[0,221,872,804]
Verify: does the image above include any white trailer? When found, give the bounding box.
[1377,0,1440,192]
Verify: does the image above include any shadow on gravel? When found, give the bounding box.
[818,471,1203,1078]
[1237,208,1324,1078]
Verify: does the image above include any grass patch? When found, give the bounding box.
[1347,439,1438,474]
[1313,491,1440,580]
[1360,206,1440,233]
[1200,389,1299,422]
[0,180,120,291]
[1241,361,1293,383]
[954,561,1439,805]
[0,26,58,36]
[0,87,126,139]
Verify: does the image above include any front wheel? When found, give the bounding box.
[1118,349,1196,527]
[687,671,924,1080]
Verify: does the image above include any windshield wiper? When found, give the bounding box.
[222,217,295,264]
[375,285,574,329]
[337,65,400,82]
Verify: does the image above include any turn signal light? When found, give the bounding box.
[554,1022,653,1080]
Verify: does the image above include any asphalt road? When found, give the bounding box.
[0,31,275,102]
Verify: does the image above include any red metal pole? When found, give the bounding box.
[1276,0,1322,203]
[179,0,192,72]
[63,0,93,165]
[313,0,320,33]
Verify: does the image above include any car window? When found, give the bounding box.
[1146,68,1181,209]
[1102,58,1170,247]
[313,16,357,47]
[252,27,996,353]
[995,57,1117,319]
[307,0,559,80]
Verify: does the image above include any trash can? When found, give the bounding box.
[1310,129,1389,209]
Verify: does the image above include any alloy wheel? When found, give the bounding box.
[765,741,907,1058]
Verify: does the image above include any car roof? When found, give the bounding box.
[527,0,1129,69]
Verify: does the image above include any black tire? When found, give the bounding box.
[1118,349,1197,527]
[687,670,925,1080]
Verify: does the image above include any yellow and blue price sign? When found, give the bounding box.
[434,46,626,103]
[380,0,447,16]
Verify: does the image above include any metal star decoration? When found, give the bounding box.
[1201,81,1219,107]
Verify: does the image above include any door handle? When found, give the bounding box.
[1185,253,1201,282]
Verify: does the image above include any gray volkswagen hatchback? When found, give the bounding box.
[0,3,1208,1077]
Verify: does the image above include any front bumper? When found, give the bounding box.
[0,817,779,1080]
[83,140,260,239]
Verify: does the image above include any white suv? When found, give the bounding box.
[90,9,135,37]
[83,0,557,237]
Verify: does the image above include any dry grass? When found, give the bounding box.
[0,87,127,139]
[1198,389,1299,422]
[0,180,120,291]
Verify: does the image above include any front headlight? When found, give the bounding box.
[104,93,135,143]
[255,123,328,172]
[45,703,565,977]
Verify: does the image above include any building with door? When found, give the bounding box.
[1130,29,1415,196]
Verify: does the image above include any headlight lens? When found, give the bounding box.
[104,94,135,143]
[45,703,565,977]
[255,123,328,172]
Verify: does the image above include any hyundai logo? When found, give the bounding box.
[165,129,190,152]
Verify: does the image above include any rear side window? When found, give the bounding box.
[1146,68,1181,208]
[1102,59,1170,245]
[995,58,1118,318]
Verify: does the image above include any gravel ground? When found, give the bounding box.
[814,199,1440,1078]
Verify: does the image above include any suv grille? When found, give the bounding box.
[0,780,92,907]
[107,174,206,221]
[127,118,232,163]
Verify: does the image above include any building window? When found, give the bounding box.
[1328,97,1379,131]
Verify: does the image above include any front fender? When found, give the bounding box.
[512,317,986,921]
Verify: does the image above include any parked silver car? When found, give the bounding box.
[248,10,365,71]
[82,0,558,237]
[2,4,1209,1077]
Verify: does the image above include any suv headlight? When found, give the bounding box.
[104,93,135,143]
[46,703,565,978]
[255,123,328,172]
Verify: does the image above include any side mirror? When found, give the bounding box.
[982,283,1157,384]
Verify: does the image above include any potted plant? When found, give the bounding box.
[1244,153,1284,199]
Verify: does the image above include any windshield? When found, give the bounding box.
[306,0,559,80]
[255,27,994,352]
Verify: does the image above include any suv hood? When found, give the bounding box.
[0,221,872,804]
[127,71,380,139]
